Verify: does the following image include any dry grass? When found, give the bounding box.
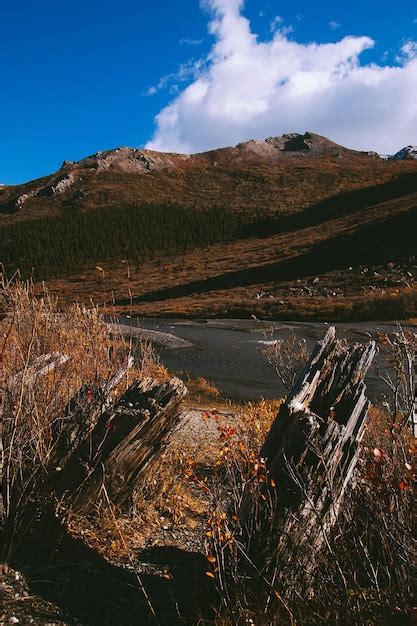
[107,284,416,322]
[184,376,221,404]
[206,406,415,626]
[1,277,416,625]
[0,276,162,567]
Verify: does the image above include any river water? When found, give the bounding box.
[117,317,415,402]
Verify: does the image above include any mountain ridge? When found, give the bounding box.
[3,131,416,192]
[2,131,417,225]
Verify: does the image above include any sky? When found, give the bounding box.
[1,0,417,184]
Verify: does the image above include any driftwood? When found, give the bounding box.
[53,375,187,512]
[413,358,417,438]
[239,326,377,591]
[8,352,70,388]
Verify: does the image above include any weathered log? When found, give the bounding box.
[239,326,377,592]
[50,356,134,467]
[54,376,187,512]
[8,352,70,388]
[413,357,417,438]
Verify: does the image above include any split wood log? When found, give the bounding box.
[239,326,377,592]
[8,352,70,388]
[413,356,417,438]
[50,356,134,467]
[54,376,187,512]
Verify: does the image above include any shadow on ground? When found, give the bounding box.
[9,512,216,625]
[113,206,417,307]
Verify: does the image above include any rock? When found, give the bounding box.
[362,150,380,158]
[50,173,76,195]
[15,191,36,208]
[389,145,417,160]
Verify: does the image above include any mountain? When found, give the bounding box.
[0,132,400,222]
[389,145,417,161]
[1,132,416,321]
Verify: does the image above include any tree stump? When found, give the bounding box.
[239,326,377,593]
[54,375,187,512]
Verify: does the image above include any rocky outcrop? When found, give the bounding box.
[15,190,36,208]
[50,173,76,195]
[13,174,76,208]
[389,146,417,160]
[234,132,364,160]
[75,146,191,174]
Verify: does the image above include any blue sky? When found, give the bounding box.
[1,0,417,184]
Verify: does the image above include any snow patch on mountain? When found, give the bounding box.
[389,146,417,160]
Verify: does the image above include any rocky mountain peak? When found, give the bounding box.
[61,146,192,175]
[389,145,417,161]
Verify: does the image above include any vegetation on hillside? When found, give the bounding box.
[1,162,416,321]
[1,203,253,280]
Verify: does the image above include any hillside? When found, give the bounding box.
[2,132,415,224]
[1,132,417,320]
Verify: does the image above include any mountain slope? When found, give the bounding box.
[1,132,416,320]
[1,132,416,224]
[41,179,417,321]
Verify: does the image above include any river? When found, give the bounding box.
[114,317,415,402]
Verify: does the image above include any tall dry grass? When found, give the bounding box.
[202,331,416,626]
[204,405,415,625]
[0,276,154,568]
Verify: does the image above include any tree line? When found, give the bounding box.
[1,203,252,280]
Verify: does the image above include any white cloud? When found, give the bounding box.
[146,0,417,154]
[143,59,204,96]
[400,39,417,59]
[145,86,158,96]
[329,20,342,31]
[270,15,283,33]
